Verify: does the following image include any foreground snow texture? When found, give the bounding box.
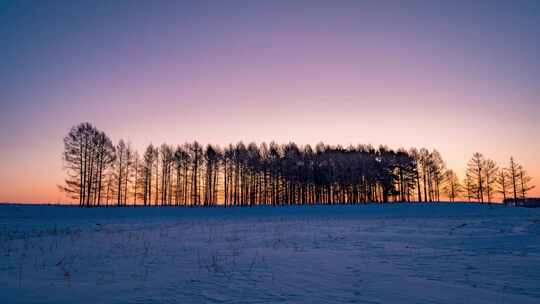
[1,204,540,303]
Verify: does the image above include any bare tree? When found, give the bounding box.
[419,148,430,202]
[189,141,203,206]
[153,146,160,205]
[483,158,498,203]
[409,148,422,202]
[508,157,520,201]
[160,144,173,205]
[204,145,221,206]
[517,165,535,199]
[94,131,115,206]
[463,173,475,203]
[466,153,485,203]
[443,170,462,202]
[132,152,140,206]
[113,140,130,206]
[60,123,114,207]
[142,144,155,206]
[173,146,188,206]
[496,168,510,202]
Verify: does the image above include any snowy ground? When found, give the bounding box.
[1,203,539,304]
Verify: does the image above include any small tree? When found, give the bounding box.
[517,166,535,199]
[508,157,520,201]
[496,168,510,202]
[463,173,475,203]
[443,170,462,202]
[483,159,498,203]
[466,153,485,203]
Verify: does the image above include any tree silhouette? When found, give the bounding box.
[466,153,485,203]
[508,157,520,201]
[483,158,498,203]
[62,123,533,207]
[517,165,535,199]
[463,173,475,203]
[443,170,462,202]
[496,167,510,202]
[60,123,115,207]
[142,144,155,206]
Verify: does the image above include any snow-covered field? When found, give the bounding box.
[1,203,539,304]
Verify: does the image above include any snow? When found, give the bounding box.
[1,203,539,303]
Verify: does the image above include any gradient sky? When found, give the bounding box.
[1,0,539,203]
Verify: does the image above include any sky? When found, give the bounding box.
[1,0,539,203]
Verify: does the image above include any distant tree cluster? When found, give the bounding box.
[61,123,533,207]
[459,153,535,203]
[60,123,115,207]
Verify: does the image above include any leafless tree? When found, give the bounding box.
[466,153,485,203]
[483,158,498,203]
[508,157,520,201]
[463,173,475,203]
[60,123,114,207]
[496,168,510,202]
[517,165,535,199]
[443,170,462,202]
[142,144,155,206]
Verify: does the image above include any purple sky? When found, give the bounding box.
[1,0,539,202]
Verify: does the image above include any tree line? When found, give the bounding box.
[60,123,534,207]
[459,153,535,203]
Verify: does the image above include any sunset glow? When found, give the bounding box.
[1,0,539,203]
